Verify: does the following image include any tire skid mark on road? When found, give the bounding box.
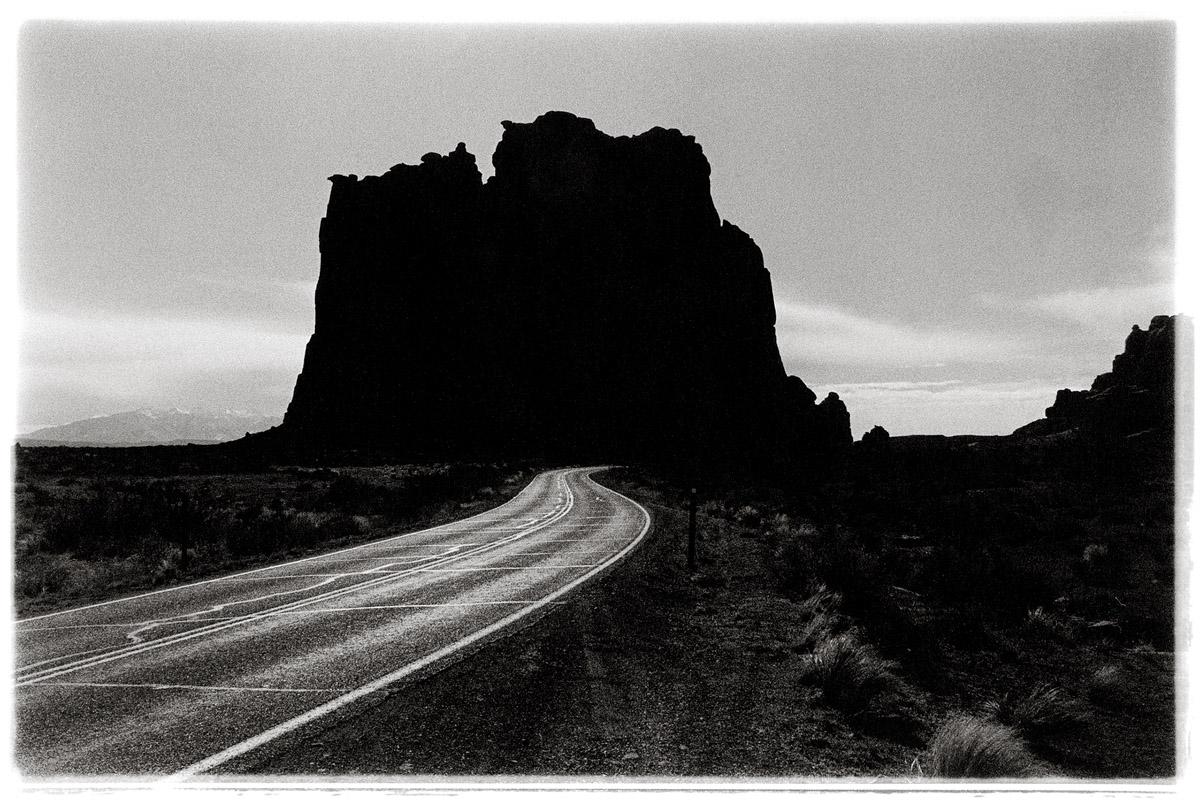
[123,574,347,645]
[15,474,577,686]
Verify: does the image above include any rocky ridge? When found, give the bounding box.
[1015,314,1180,439]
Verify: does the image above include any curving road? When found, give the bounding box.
[14,466,649,777]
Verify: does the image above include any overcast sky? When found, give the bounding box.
[18,22,1176,436]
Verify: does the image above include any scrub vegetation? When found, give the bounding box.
[13,446,534,616]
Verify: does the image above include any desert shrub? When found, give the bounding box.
[38,479,207,559]
[915,536,1063,622]
[802,632,898,714]
[223,507,362,558]
[771,527,941,675]
[1082,542,1109,566]
[767,513,790,533]
[793,583,843,649]
[318,471,464,518]
[734,505,762,528]
[983,683,1087,737]
[925,715,1041,778]
[1023,607,1078,642]
[861,596,947,681]
[1080,541,1127,586]
[811,530,886,616]
[15,552,161,601]
[15,553,73,598]
[769,529,816,593]
[1114,594,1174,651]
[1087,664,1131,706]
[321,474,379,511]
[936,610,996,650]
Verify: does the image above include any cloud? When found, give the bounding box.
[812,379,1066,437]
[976,282,1176,333]
[1022,282,1175,331]
[18,309,310,429]
[775,301,1021,367]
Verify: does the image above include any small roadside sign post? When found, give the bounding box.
[688,486,697,570]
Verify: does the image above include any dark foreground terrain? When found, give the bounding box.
[218,442,1174,780]
[11,434,1176,779]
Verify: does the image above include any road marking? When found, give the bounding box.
[276,601,570,611]
[34,681,344,694]
[124,575,345,644]
[360,542,483,548]
[419,565,600,572]
[15,470,562,624]
[17,486,574,684]
[168,467,651,780]
[291,551,463,563]
[449,550,608,558]
[16,473,578,686]
[207,574,362,582]
[18,601,571,632]
[396,527,533,536]
[533,537,632,543]
[14,645,124,673]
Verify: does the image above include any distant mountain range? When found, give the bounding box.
[18,408,282,447]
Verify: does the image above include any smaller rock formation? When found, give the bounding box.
[861,425,891,449]
[1015,314,1181,439]
[817,392,853,450]
[782,377,852,455]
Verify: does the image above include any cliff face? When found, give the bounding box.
[280,112,849,464]
[1015,314,1180,439]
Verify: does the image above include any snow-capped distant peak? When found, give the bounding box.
[18,407,283,446]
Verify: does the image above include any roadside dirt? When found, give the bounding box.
[225,475,921,777]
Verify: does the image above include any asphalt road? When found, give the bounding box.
[14,466,650,778]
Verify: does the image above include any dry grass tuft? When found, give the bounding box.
[793,583,843,648]
[926,715,1042,778]
[803,632,897,714]
[984,682,1088,737]
[1087,664,1133,707]
[1023,607,1078,641]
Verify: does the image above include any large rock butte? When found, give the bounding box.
[274,112,850,465]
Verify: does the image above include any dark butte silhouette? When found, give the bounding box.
[860,425,891,449]
[1014,314,1180,440]
[264,112,851,466]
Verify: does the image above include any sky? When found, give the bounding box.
[17,21,1178,437]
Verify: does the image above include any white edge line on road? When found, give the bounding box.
[16,470,560,624]
[167,467,650,781]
